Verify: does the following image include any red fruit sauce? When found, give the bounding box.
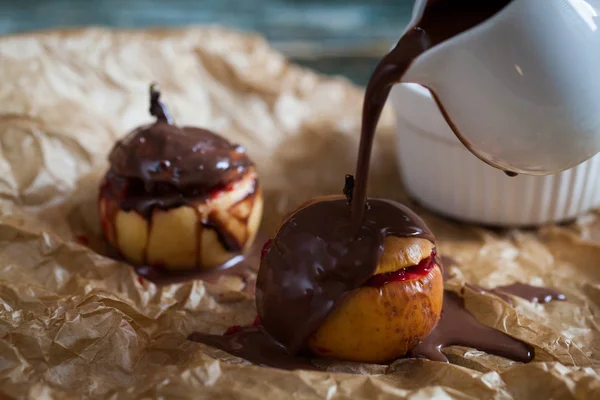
[209,182,236,200]
[364,252,436,288]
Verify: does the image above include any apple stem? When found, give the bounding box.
[343,174,354,205]
[149,83,173,125]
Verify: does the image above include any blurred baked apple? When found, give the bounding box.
[98,84,262,270]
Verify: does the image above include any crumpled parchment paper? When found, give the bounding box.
[0,27,599,399]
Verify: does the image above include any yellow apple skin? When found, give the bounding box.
[114,210,148,265]
[98,172,262,270]
[308,264,443,363]
[146,206,199,270]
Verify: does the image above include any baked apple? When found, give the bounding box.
[98,84,263,270]
[256,194,443,363]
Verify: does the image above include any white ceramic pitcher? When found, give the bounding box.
[401,0,600,175]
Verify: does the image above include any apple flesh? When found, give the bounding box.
[98,171,263,270]
[308,237,443,363]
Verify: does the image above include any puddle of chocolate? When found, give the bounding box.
[188,327,317,371]
[466,283,513,304]
[189,245,565,369]
[189,282,566,369]
[491,283,566,305]
[443,256,566,306]
[408,291,532,362]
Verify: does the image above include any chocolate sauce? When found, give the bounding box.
[492,283,566,305]
[188,327,317,371]
[411,281,567,362]
[409,291,532,363]
[105,85,253,218]
[466,283,513,304]
[190,286,564,367]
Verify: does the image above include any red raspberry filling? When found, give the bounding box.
[364,252,436,288]
[209,182,236,200]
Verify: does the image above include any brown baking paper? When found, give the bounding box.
[0,27,598,399]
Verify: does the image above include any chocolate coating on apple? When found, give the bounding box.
[256,193,436,354]
[106,84,253,218]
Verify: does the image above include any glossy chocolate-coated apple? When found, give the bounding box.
[99,85,263,270]
[256,194,443,363]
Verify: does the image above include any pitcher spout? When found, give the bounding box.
[397,52,437,87]
[392,0,600,174]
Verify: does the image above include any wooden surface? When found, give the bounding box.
[0,0,414,84]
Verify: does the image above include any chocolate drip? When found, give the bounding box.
[203,217,244,253]
[409,291,533,363]
[257,197,434,353]
[343,174,354,204]
[99,175,260,270]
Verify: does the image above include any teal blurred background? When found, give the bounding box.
[0,0,415,84]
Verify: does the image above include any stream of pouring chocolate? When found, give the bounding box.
[351,0,517,224]
[189,0,565,368]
